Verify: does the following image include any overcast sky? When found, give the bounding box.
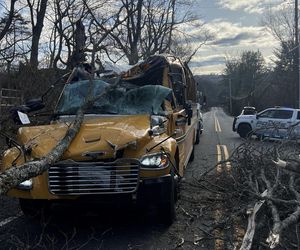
[189,0,292,75]
[0,0,293,75]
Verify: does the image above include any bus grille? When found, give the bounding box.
[48,159,140,195]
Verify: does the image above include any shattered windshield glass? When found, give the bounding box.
[55,80,172,115]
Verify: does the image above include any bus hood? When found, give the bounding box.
[17,114,151,160]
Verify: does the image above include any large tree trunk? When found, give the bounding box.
[0,110,84,194]
[128,47,139,65]
[28,0,48,69]
[0,68,88,195]
[69,20,86,69]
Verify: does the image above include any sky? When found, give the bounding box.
[188,0,292,75]
[0,0,293,75]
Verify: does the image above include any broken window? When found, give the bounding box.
[55,80,172,116]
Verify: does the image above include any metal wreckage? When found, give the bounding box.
[1,54,203,224]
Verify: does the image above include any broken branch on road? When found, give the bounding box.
[227,139,300,249]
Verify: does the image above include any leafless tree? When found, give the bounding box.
[262,4,295,43]
[43,0,128,69]
[46,0,77,69]
[103,0,143,65]
[141,0,210,64]
[27,0,48,69]
[170,26,211,64]
[105,0,203,65]
[0,0,18,41]
[0,3,31,72]
[140,0,176,59]
[0,0,208,71]
[83,0,130,67]
[262,3,298,108]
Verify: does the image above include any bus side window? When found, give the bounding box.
[169,65,186,106]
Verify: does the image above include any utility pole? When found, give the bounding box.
[295,0,300,108]
[229,78,232,114]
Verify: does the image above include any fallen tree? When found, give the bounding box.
[192,139,300,249]
[228,139,300,249]
[0,68,120,195]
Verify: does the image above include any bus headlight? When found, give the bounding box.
[141,153,169,169]
[17,179,33,190]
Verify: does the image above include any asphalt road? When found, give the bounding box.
[0,107,244,250]
[186,107,241,177]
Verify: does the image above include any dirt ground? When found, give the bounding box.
[156,174,246,250]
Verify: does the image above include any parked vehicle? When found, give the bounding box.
[233,106,300,139]
[1,55,201,224]
[240,106,256,115]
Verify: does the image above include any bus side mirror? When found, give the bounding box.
[25,98,45,112]
[9,98,45,124]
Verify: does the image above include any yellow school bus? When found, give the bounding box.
[1,55,201,224]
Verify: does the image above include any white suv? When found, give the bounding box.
[233,107,300,139]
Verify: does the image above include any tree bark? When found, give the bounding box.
[28,0,48,69]
[0,112,83,195]
[240,196,266,250]
[0,68,89,194]
[69,20,86,69]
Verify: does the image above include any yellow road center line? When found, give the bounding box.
[222,145,231,171]
[214,116,218,132]
[216,144,222,173]
[214,112,222,132]
[216,117,221,132]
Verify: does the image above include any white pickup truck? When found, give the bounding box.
[233,107,300,139]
